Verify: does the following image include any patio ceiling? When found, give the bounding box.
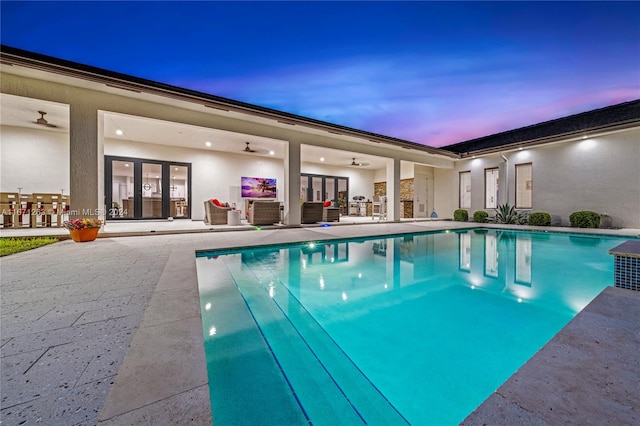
[1,93,391,170]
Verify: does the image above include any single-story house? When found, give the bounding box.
[1,45,639,228]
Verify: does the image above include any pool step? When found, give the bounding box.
[228,261,408,425]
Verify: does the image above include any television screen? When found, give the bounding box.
[241,177,277,198]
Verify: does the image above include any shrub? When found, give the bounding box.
[494,203,528,225]
[453,209,469,222]
[473,210,489,223]
[528,212,551,226]
[569,211,601,228]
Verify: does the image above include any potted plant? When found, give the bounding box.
[63,218,102,242]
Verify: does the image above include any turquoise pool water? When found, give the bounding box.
[196,229,622,425]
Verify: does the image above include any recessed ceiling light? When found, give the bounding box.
[320,157,325,162]
[125,164,129,167]
[205,141,212,147]
[116,129,123,136]
[518,147,523,151]
[175,167,178,171]
[269,150,275,155]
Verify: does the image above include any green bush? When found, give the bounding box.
[473,210,489,223]
[569,211,601,228]
[453,209,469,222]
[528,212,551,226]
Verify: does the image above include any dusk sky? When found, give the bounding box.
[2,1,639,147]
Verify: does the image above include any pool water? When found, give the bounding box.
[196,229,621,425]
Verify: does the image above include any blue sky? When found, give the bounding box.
[2,1,639,147]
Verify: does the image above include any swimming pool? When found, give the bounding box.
[196,228,622,425]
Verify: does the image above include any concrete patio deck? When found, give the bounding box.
[1,221,638,425]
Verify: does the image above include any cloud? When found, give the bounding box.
[170,49,639,147]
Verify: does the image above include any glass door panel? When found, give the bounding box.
[170,165,188,218]
[311,177,323,202]
[338,178,348,215]
[300,176,310,202]
[142,162,163,218]
[325,178,335,205]
[111,160,134,218]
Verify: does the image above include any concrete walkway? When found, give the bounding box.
[1,221,638,425]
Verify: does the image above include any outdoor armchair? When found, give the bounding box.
[204,199,233,225]
[248,201,281,225]
[301,202,324,224]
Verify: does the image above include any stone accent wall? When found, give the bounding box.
[402,201,413,218]
[374,179,414,199]
[400,179,414,201]
[374,179,415,218]
[374,182,386,198]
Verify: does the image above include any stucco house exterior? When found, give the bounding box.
[1,45,639,229]
[438,100,640,228]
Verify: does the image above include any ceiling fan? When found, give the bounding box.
[349,157,370,167]
[34,111,58,128]
[242,141,268,154]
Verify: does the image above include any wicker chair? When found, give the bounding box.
[301,202,324,224]
[204,200,233,225]
[323,207,340,222]
[248,201,281,225]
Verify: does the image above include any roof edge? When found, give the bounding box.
[457,120,640,158]
[441,99,640,155]
[0,45,459,159]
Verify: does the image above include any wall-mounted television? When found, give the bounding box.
[241,177,277,198]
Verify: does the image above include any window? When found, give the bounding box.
[459,171,471,209]
[485,168,499,209]
[515,163,532,209]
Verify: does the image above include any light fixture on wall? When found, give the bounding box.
[170,176,177,194]
[143,174,151,191]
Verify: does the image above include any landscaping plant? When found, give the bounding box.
[453,209,469,221]
[473,210,489,223]
[528,212,551,226]
[493,203,528,225]
[569,211,601,228]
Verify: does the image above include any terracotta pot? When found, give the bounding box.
[68,227,100,242]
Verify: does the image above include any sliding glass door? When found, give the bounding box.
[300,173,348,207]
[106,156,191,220]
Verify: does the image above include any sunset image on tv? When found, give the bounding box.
[241,177,277,198]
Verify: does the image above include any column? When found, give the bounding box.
[386,158,401,221]
[284,140,301,225]
[69,103,101,219]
